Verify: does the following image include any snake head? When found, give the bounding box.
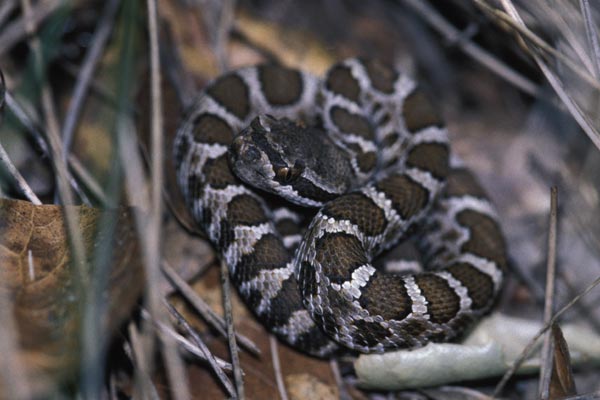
[230,115,353,207]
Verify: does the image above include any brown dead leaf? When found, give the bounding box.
[0,199,143,397]
[549,324,576,400]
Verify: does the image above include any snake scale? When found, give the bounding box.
[174,58,508,356]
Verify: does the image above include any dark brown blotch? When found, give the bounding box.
[174,134,190,164]
[445,168,488,198]
[326,65,361,102]
[402,89,443,133]
[356,151,378,173]
[275,218,301,236]
[381,132,400,148]
[268,277,303,327]
[236,234,290,283]
[359,275,411,321]
[187,172,204,203]
[203,154,238,188]
[192,114,234,145]
[406,143,449,180]
[362,59,397,94]
[330,106,374,140]
[457,210,507,270]
[352,319,391,349]
[315,233,367,284]
[206,74,250,119]
[258,64,303,106]
[322,193,387,236]
[299,260,319,298]
[376,174,429,220]
[226,194,268,226]
[414,273,460,324]
[447,262,495,311]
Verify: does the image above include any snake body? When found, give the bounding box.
[174,58,508,356]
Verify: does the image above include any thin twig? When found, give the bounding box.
[61,0,121,159]
[139,309,232,370]
[402,0,540,97]
[270,335,288,400]
[161,261,261,355]
[166,302,237,398]
[538,187,558,400]
[221,260,245,399]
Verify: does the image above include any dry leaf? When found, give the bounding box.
[0,199,143,397]
[549,324,577,399]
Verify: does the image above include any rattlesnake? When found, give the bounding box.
[174,58,508,356]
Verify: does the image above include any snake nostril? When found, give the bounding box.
[244,146,260,162]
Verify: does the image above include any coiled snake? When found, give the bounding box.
[174,58,508,356]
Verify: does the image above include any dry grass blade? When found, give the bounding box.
[221,260,245,399]
[215,0,235,71]
[0,71,38,203]
[579,0,600,77]
[0,0,16,28]
[474,0,600,152]
[127,323,162,400]
[19,0,88,309]
[61,0,121,158]
[269,335,289,400]
[0,269,30,399]
[166,302,237,398]
[539,187,558,399]
[0,0,61,56]
[161,261,261,355]
[403,0,540,97]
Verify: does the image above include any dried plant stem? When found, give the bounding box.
[0,142,42,204]
[221,260,245,399]
[166,302,237,398]
[139,309,232,370]
[538,187,558,400]
[61,0,121,158]
[161,261,260,355]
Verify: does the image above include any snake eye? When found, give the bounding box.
[275,162,303,183]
